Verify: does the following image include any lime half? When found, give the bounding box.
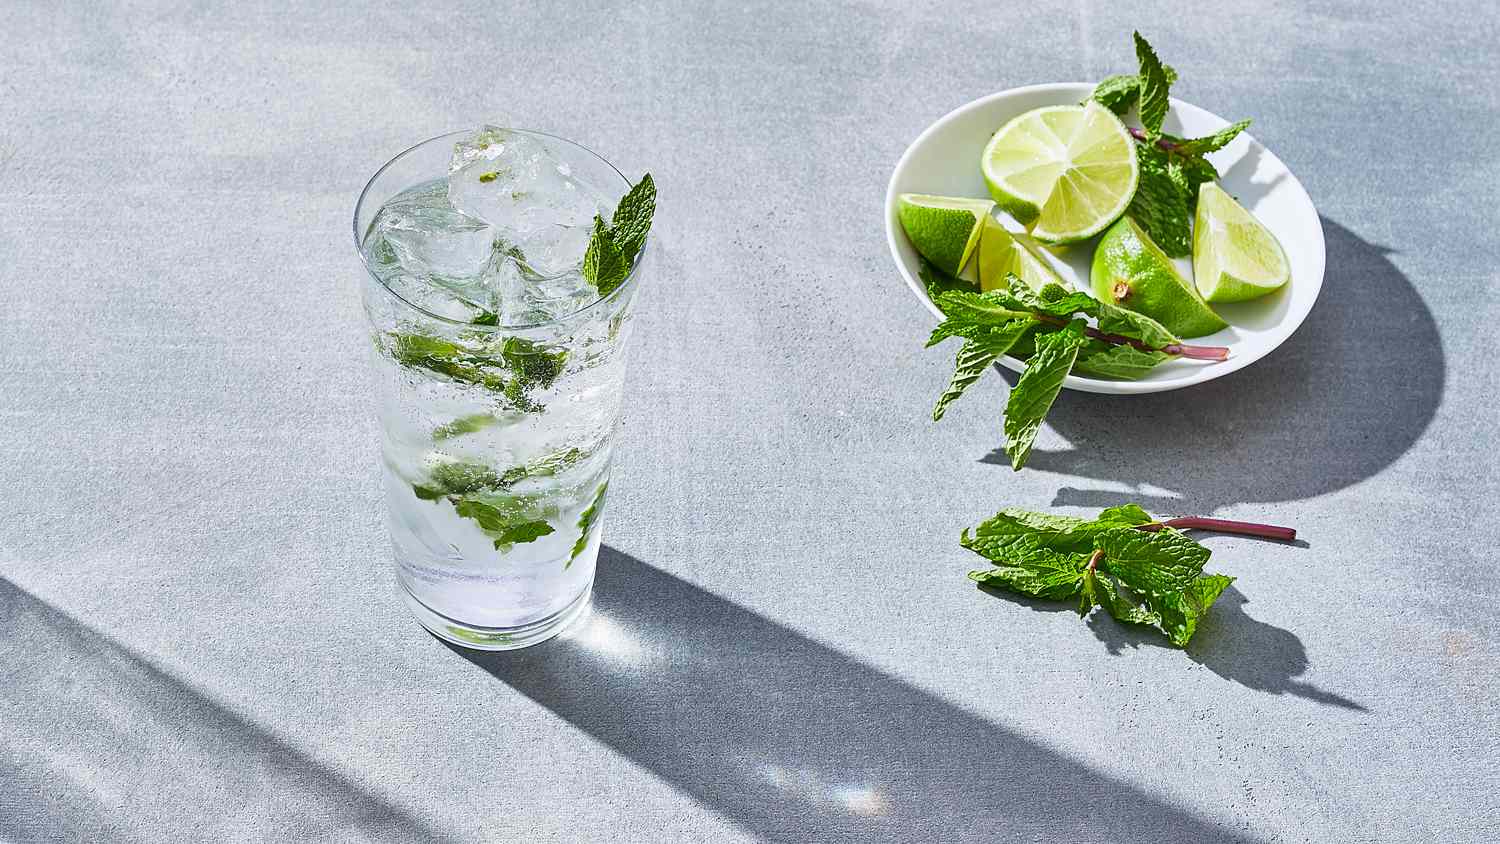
[976,215,1065,292]
[1193,182,1290,303]
[1092,216,1227,339]
[896,193,995,276]
[981,100,1139,244]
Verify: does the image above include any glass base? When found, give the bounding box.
[399,581,592,651]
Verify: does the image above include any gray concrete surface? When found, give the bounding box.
[2,1,1497,841]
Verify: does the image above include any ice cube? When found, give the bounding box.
[366,179,496,282]
[446,127,610,275]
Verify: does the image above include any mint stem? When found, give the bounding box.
[1128,126,1179,152]
[1035,314,1229,361]
[1138,517,1296,541]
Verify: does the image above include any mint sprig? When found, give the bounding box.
[1097,33,1253,257]
[384,332,566,413]
[963,505,1296,646]
[583,173,655,296]
[925,268,1228,469]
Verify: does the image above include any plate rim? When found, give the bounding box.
[884,81,1326,395]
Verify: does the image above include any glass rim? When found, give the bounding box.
[352,127,646,332]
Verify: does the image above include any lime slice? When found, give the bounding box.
[896,193,995,276]
[976,215,1065,292]
[1193,182,1290,302]
[1092,217,1227,338]
[980,101,1139,244]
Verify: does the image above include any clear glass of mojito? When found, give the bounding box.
[352,127,652,650]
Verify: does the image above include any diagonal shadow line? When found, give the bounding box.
[448,547,1257,843]
[0,577,457,844]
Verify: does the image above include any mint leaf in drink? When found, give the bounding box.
[583,173,655,296]
[932,320,1033,420]
[962,505,1291,647]
[1003,321,1086,470]
[1133,32,1171,135]
[1127,144,1192,256]
[569,482,608,566]
[453,498,555,551]
[432,413,499,441]
[610,173,656,264]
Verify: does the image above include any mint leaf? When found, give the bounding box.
[1095,527,1209,596]
[933,320,1032,421]
[432,413,498,441]
[933,289,1033,328]
[1090,65,1179,115]
[969,547,1089,601]
[1073,341,1168,380]
[1092,298,1179,349]
[1127,145,1191,257]
[582,214,628,295]
[569,482,608,566]
[1173,119,1250,156]
[1003,322,1086,470]
[1133,32,1171,135]
[583,174,656,296]
[453,498,554,551]
[1169,154,1220,211]
[962,504,1287,647]
[1155,573,1233,647]
[609,174,655,264]
[918,258,975,308]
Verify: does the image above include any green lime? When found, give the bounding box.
[1193,182,1290,303]
[976,215,1065,292]
[896,193,994,276]
[980,101,1139,244]
[1092,216,1227,338]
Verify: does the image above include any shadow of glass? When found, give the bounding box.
[448,547,1253,843]
[999,217,1442,513]
[0,578,454,843]
[1075,586,1364,711]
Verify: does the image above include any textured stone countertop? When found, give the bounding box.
[2,2,1496,841]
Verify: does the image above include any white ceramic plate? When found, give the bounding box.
[884,83,1325,395]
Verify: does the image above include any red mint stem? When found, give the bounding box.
[1138,517,1297,541]
[1035,316,1229,361]
[1164,343,1230,360]
[1128,126,1179,152]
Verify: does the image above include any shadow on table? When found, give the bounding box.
[450,547,1252,843]
[988,217,1443,514]
[0,578,453,843]
[1079,586,1364,710]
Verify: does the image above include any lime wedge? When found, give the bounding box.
[980,101,1139,244]
[1193,182,1290,302]
[896,193,995,276]
[1092,216,1227,338]
[976,215,1065,292]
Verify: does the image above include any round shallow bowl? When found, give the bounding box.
[884,82,1325,395]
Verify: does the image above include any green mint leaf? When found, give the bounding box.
[1095,527,1210,596]
[1133,32,1171,135]
[1091,74,1143,114]
[569,482,608,566]
[1092,572,1162,626]
[582,214,629,296]
[1092,297,1180,349]
[968,546,1089,601]
[609,173,655,264]
[1012,278,1101,318]
[1127,145,1192,257]
[933,320,1032,421]
[470,309,499,326]
[933,289,1034,327]
[453,498,554,551]
[962,509,1095,559]
[1003,322,1086,470]
[425,460,503,496]
[1168,154,1220,212]
[1090,65,1178,114]
[491,519,555,549]
[1155,573,1234,647]
[387,333,510,395]
[1073,341,1168,380]
[432,413,498,441]
[1173,119,1250,155]
[1095,504,1155,527]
